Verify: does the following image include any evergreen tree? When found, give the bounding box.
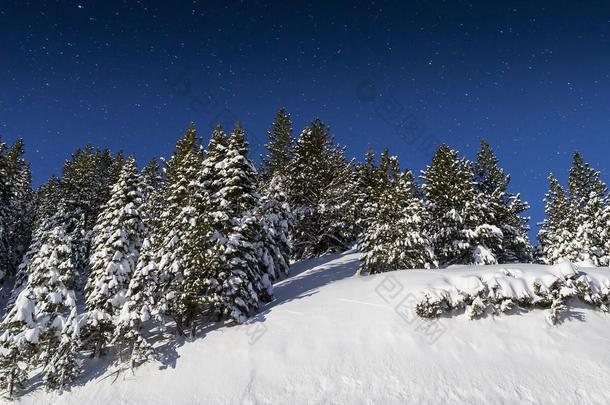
[60,146,100,275]
[0,139,34,295]
[201,124,229,197]
[59,146,123,278]
[5,176,63,313]
[43,307,81,391]
[210,122,272,323]
[0,140,10,287]
[568,152,607,202]
[84,156,145,357]
[154,123,213,335]
[111,158,163,365]
[422,145,473,266]
[5,140,34,280]
[351,148,379,233]
[351,147,402,236]
[318,157,359,251]
[378,148,401,185]
[141,158,161,205]
[108,150,126,187]
[422,145,502,266]
[360,171,436,274]
[473,140,531,263]
[258,109,296,278]
[258,174,293,281]
[537,153,609,265]
[33,175,62,226]
[0,214,80,395]
[287,119,353,259]
[199,124,230,318]
[473,140,509,195]
[6,220,51,316]
[261,107,293,181]
[536,174,577,264]
[113,237,159,368]
[139,158,163,233]
[61,145,99,232]
[568,152,609,265]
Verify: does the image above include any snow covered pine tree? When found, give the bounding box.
[153,124,212,336]
[473,140,531,263]
[84,156,146,357]
[422,144,503,266]
[210,122,274,323]
[537,153,610,265]
[287,119,354,259]
[0,211,80,395]
[360,170,436,274]
[0,139,34,300]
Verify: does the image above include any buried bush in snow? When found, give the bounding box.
[415,260,610,324]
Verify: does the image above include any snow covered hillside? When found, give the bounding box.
[17,250,610,405]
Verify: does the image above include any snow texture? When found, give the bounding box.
[13,251,610,404]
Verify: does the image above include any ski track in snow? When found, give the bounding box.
[14,250,610,405]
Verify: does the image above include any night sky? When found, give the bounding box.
[2,1,610,235]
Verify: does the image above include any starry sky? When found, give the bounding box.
[2,0,610,235]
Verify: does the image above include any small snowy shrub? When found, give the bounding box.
[416,263,610,325]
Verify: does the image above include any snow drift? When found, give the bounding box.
[15,250,610,404]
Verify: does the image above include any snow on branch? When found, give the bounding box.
[415,261,610,325]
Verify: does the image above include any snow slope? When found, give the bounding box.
[16,250,610,405]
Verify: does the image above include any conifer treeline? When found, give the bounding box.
[0,108,607,396]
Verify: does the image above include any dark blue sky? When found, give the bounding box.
[2,1,610,236]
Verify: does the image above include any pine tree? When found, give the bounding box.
[473,140,531,263]
[258,109,295,278]
[138,158,163,235]
[379,148,401,185]
[463,192,504,265]
[84,156,145,357]
[210,122,272,323]
[33,175,62,226]
[360,171,436,274]
[201,124,229,198]
[60,146,100,275]
[111,158,163,367]
[351,147,402,237]
[422,145,472,265]
[261,107,293,181]
[199,124,230,318]
[351,148,379,234]
[0,140,11,288]
[43,307,81,391]
[61,145,98,232]
[568,153,609,265]
[258,174,293,281]
[5,220,50,316]
[6,176,63,313]
[108,150,126,187]
[473,140,509,196]
[422,145,502,266]
[0,139,34,295]
[5,140,34,280]
[537,174,577,264]
[154,123,212,335]
[59,146,123,280]
[287,119,354,259]
[141,159,161,207]
[113,237,159,368]
[538,153,610,265]
[0,214,80,395]
[318,158,358,252]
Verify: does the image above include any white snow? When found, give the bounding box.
[15,250,610,404]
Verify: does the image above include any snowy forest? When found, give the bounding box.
[0,108,608,397]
